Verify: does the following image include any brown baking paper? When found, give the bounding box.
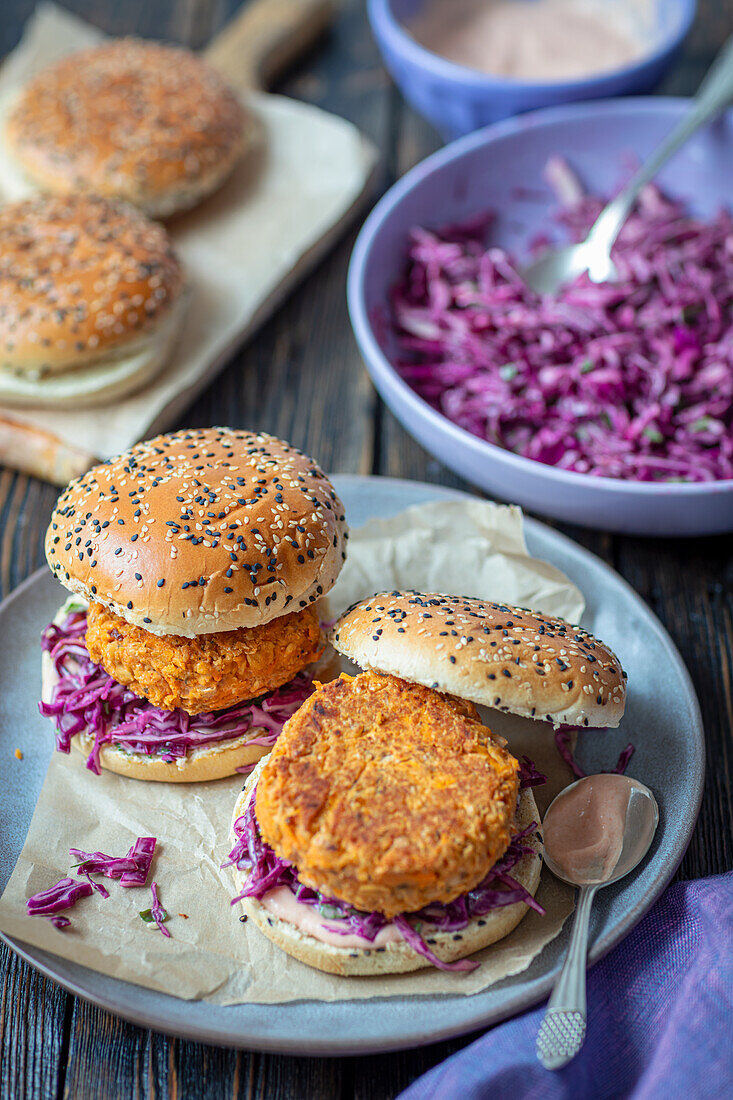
[0,3,377,464]
[0,500,580,1003]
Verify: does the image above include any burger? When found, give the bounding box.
[228,591,627,975]
[0,193,187,409]
[226,589,624,976]
[41,427,348,782]
[2,38,254,216]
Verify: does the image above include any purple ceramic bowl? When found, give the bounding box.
[347,98,733,536]
[368,0,696,139]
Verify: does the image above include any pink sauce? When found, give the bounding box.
[543,774,631,884]
[259,886,403,949]
[407,0,644,82]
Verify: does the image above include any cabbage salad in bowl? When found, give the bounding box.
[387,157,732,485]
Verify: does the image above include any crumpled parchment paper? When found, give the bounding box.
[0,500,581,1003]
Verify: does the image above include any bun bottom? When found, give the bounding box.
[68,728,266,783]
[0,289,188,410]
[230,764,543,975]
[41,610,341,782]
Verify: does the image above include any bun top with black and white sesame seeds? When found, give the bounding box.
[330,590,626,729]
[0,193,184,376]
[45,428,348,637]
[4,39,251,217]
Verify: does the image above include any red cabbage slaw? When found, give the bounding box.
[554,726,634,778]
[40,611,317,775]
[518,754,547,789]
[146,882,171,938]
[26,877,93,923]
[226,784,544,973]
[27,836,157,929]
[388,161,733,483]
[70,836,156,888]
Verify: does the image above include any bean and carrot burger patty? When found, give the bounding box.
[255,670,520,918]
[85,602,323,714]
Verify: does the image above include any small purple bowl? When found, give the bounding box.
[368,0,696,139]
[347,98,733,536]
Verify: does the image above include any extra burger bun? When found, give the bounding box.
[230,759,542,976]
[4,39,252,217]
[331,591,626,729]
[41,603,342,782]
[45,428,348,637]
[0,194,185,407]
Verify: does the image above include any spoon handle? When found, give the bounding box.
[588,33,733,258]
[536,884,598,1070]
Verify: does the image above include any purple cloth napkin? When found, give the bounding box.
[400,872,733,1100]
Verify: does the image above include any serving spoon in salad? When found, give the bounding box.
[521,34,733,295]
[536,773,659,1070]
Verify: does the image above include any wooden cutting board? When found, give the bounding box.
[0,0,369,485]
[206,0,335,89]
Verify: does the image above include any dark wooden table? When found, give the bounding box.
[1,1,732,1097]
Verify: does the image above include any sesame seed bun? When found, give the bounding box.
[0,194,185,405]
[41,619,342,782]
[45,428,348,637]
[331,591,626,729]
[4,39,252,217]
[230,759,542,976]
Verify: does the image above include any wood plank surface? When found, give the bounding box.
[0,0,732,1097]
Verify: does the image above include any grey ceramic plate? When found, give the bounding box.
[0,475,704,1055]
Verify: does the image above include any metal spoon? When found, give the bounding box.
[521,34,733,295]
[536,774,659,1071]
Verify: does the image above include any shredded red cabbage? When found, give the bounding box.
[391,914,478,972]
[40,612,315,775]
[79,868,110,898]
[518,754,547,789]
[28,836,159,931]
[555,726,635,778]
[48,915,71,929]
[227,786,544,972]
[612,744,636,775]
[149,882,171,938]
[120,837,157,887]
[70,836,156,888]
[388,161,733,483]
[26,877,93,924]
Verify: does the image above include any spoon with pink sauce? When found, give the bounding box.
[536,773,659,1070]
